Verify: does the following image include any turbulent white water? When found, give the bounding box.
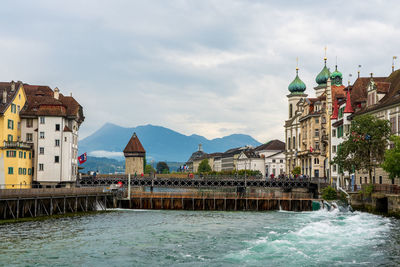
[0,209,399,266]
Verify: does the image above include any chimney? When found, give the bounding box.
[198,144,203,152]
[2,89,7,104]
[54,87,60,100]
[10,81,15,92]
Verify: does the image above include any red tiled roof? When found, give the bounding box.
[123,133,146,153]
[344,89,354,113]
[0,81,23,114]
[20,83,84,123]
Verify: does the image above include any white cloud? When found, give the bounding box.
[1,0,400,143]
[89,150,124,158]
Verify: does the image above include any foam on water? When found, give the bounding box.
[0,209,399,266]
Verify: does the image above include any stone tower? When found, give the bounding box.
[123,132,146,174]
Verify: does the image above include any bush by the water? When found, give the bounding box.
[322,186,337,200]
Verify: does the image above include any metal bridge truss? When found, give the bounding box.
[78,177,312,189]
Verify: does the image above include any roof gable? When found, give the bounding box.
[123,133,146,153]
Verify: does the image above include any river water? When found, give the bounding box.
[0,209,399,266]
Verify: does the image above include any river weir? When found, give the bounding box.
[1,208,399,266]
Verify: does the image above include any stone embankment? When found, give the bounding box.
[349,192,400,218]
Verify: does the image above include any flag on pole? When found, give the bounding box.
[310,146,313,153]
[78,153,87,164]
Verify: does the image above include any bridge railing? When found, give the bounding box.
[0,187,109,199]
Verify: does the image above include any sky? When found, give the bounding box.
[1,0,400,143]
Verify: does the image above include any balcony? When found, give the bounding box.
[2,141,32,150]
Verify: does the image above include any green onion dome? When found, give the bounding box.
[315,59,330,85]
[288,68,306,94]
[330,65,343,86]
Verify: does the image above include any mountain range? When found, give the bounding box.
[79,123,262,162]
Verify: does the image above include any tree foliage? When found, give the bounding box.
[332,114,391,182]
[156,161,169,174]
[198,159,212,173]
[144,164,155,174]
[321,186,337,200]
[381,135,400,180]
[292,166,301,175]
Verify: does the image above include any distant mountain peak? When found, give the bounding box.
[79,123,261,162]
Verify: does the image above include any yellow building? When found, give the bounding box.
[0,81,32,188]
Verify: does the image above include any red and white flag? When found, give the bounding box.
[78,153,87,164]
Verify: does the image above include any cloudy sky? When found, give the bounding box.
[1,0,399,142]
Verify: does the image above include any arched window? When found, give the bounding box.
[289,104,293,118]
[293,136,296,149]
[288,137,291,150]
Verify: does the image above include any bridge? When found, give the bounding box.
[78,174,318,191]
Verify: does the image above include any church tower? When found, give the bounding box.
[123,132,146,175]
[285,64,307,174]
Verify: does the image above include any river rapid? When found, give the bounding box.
[0,209,399,266]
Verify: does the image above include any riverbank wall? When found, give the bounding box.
[349,192,400,218]
[118,192,316,212]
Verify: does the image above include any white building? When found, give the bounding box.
[264,151,285,177]
[20,85,84,187]
[237,150,266,176]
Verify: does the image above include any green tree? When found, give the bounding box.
[156,161,169,174]
[382,135,400,180]
[292,166,301,175]
[144,164,155,174]
[198,159,212,173]
[332,114,391,183]
[321,186,337,200]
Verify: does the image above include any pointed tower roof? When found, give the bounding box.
[123,132,146,154]
[288,67,306,94]
[331,97,339,119]
[344,88,354,113]
[316,58,330,86]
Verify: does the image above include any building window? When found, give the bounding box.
[55,124,60,131]
[24,152,26,159]
[289,104,293,118]
[27,119,33,128]
[280,159,283,163]
[6,150,16,157]
[23,168,26,175]
[8,167,13,174]
[315,129,319,137]
[373,176,376,184]
[333,145,337,153]
[379,176,382,184]
[65,137,67,142]
[39,164,44,171]
[390,117,397,134]
[40,117,45,124]
[40,132,45,139]
[288,138,291,150]
[315,142,320,150]
[7,135,13,141]
[11,104,16,113]
[272,159,276,163]
[332,129,336,137]
[18,168,22,175]
[55,156,60,163]
[29,152,32,159]
[17,105,20,113]
[365,177,368,184]
[19,151,23,158]
[26,133,33,142]
[8,119,13,129]
[333,165,337,172]
[315,118,319,123]
[28,168,32,175]
[55,139,60,147]
[338,126,343,138]
[39,147,44,154]
[360,177,362,184]
[293,136,296,149]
